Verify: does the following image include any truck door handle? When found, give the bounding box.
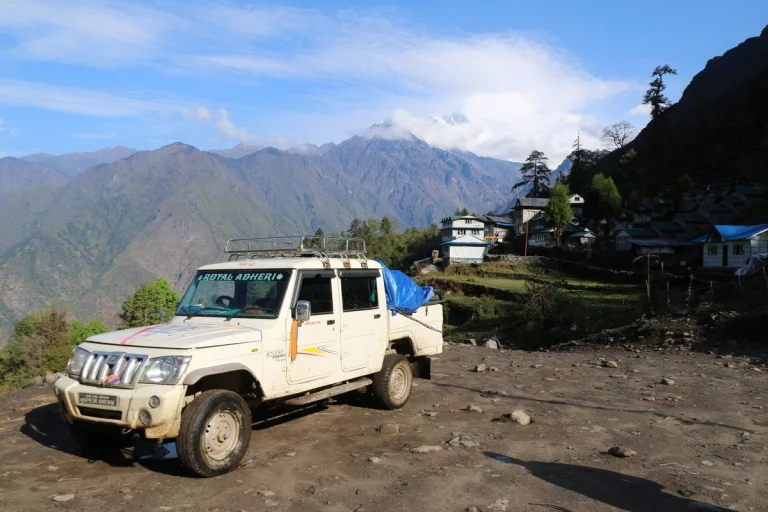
[374,314,381,319]
[327,319,335,325]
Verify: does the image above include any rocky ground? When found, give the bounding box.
[0,342,765,512]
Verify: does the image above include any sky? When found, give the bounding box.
[0,0,766,163]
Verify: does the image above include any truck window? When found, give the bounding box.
[341,276,379,312]
[296,275,334,315]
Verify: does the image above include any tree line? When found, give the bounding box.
[0,279,180,392]
[509,64,681,242]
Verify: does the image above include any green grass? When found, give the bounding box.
[433,261,649,347]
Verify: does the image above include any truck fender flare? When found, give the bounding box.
[183,363,258,386]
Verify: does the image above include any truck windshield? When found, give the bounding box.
[176,270,292,319]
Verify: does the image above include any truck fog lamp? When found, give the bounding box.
[139,409,152,426]
[149,395,161,408]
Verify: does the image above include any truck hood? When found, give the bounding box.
[85,323,263,350]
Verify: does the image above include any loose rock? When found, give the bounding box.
[410,445,443,454]
[53,494,75,503]
[701,460,714,467]
[487,498,509,511]
[474,364,487,372]
[258,491,276,497]
[368,457,380,464]
[464,404,483,413]
[531,364,543,369]
[602,360,619,368]
[661,377,675,386]
[481,334,500,349]
[489,367,499,372]
[44,372,60,385]
[501,410,531,425]
[608,446,636,458]
[264,499,278,507]
[377,424,400,435]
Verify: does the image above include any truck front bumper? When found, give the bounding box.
[54,376,186,439]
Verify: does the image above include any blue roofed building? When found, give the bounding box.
[693,225,768,268]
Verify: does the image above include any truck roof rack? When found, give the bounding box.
[225,236,368,268]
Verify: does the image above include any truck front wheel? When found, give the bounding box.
[372,354,413,410]
[176,390,251,477]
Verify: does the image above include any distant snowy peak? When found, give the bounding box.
[365,120,416,140]
[428,113,471,126]
[442,113,471,125]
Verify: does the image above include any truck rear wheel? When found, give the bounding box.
[177,390,251,478]
[372,354,413,410]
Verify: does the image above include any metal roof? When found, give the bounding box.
[514,198,550,209]
[440,235,491,246]
[651,221,686,232]
[692,224,768,243]
[616,228,658,238]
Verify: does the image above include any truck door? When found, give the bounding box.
[288,270,341,385]
[338,269,386,371]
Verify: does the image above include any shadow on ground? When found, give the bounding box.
[21,399,332,476]
[484,452,734,512]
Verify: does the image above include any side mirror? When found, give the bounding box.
[295,300,311,322]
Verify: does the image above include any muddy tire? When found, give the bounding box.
[372,354,413,410]
[176,390,251,478]
[67,421,131,451]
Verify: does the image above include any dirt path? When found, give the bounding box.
[0,344,765,512]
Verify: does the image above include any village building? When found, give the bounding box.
[480,215,514,243]
[512,198,550,235]
[694,225,768,269]
[439,215,489,265]
[440,215,484,241]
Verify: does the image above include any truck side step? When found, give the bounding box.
[285,378,373,407]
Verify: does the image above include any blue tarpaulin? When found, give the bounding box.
[374,259,435,315]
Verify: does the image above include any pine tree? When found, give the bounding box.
[643,65,678,119]
[512,150,551,198]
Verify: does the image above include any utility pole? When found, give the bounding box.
[524,218,530,257]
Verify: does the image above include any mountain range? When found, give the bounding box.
[0,132,525,330]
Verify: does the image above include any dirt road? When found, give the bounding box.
[0,343,765,512]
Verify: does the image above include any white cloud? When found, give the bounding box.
[0,2,639,161]
[0,116,17,136]
[0,78,187,117]
[628,103,651,117]
[181,107,213,124]
[184,107,292,147]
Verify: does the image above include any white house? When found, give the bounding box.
[440,215,485,242]
[568,194,585,215]
[440,234,490,265]
[695,225,768,268]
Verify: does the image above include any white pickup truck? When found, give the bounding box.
[54,236,442,477]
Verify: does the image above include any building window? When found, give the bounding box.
[465,219,472,224]
[707,245,718,256]
[341,276,379,311]
[458,229,466,235]
[471,229,480,235]
[616,237,630,251]
[733,244,744,255]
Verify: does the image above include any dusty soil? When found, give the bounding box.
[0,344,765,512]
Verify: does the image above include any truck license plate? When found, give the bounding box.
[78,393,118,407]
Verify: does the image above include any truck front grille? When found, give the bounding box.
[79,351,149,389]
[78,407,123,420]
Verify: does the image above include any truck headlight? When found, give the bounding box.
[140,356,192,385]
[67,347,91,377]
